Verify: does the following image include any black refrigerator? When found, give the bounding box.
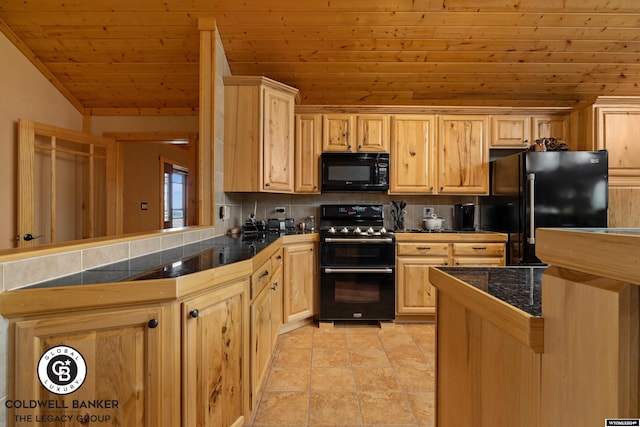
[479,150,608,265]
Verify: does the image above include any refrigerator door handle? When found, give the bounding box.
[527,173,536,244]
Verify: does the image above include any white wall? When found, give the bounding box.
[0,32,83,251]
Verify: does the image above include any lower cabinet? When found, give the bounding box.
[283,242,316,324]
[11,304,178,427]
[396,238,506,317]
[249,263,283,409]
[182,279,250,427]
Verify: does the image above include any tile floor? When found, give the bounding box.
[246,322,435,427]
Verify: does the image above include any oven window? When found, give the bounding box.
[327,165,370,181]
[334,280,380,303]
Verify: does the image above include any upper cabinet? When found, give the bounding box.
[490,115,531,148]
[294,114,322,193]
[390,115,436,194]
[532,115,569,142]
[437,115,489,194]
[322,114,390,152]
[489,114,569,148]
[224,76,299,193]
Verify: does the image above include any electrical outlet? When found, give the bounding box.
[219,205,230,220]
[275,206,286,215]
[423,206,435,217]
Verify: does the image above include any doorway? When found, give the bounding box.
[163,160,189,229]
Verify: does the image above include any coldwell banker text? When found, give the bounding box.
[5,399,119,409]
[5,400,118,424]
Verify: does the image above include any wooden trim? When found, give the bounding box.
[296,104,573,115]
[17,119,36,248]
[86,107,198,116]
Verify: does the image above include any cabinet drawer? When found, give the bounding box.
[453,256,505,266]
[453,243,505,257]
[251,258,273,298]
[397,242,449,257]
[270,248,284,271]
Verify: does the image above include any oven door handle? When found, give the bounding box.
[323,268,394,274]
[323,237,394,243]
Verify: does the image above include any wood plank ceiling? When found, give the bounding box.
[1,0,640,114]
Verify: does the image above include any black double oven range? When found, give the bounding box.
[318,204,396,323]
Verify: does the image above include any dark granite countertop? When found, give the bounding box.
[27,232,301,289]
[436,266,545,317]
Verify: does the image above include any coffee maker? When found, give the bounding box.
[454,203,476,231]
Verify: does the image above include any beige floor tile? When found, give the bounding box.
[349,347,390,367]
[309,392,363,425]
[312,347,351,367]
[278,331,314,349]
[352,367,401,392]
[346,334,384,350]
[358,391,417,425]
[311,367,356,391]
[379,331,416,349]
[264,366,311,392]
[404,391,435,426]
[253,391,309,425]
[272,346,312,367]
[313,332,348,348]
[393,366,435,392]
[385,346,429,368]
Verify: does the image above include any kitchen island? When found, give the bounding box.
[429,266,544,427]
[430,228,640,427]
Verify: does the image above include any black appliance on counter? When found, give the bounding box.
[321,152,389,192]
[479,150,608,265]
[318,204,395,322]
[453,203,476,231]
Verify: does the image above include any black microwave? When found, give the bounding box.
[321,152,389,192]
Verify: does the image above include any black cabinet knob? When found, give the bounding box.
[189,309,199,318]
[148,319,159,329]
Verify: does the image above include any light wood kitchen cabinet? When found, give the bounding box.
[224,76,298,193]
[390,115,436,194]
[532,115,569,141]
[182,279,250,427]
[437,115,489,194]
[396,236,506,318]
[490,115,531,148]
[452,242,505,266]
[396,243,449,315]
[11,304,177,427]
[294,114,322,193]
[283,241,316,324]
[249,249,283,408]
[322,114,390,152]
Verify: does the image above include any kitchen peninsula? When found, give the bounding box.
[430,228,640,427]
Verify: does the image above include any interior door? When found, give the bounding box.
[17,119,117,247]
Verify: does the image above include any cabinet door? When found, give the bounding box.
[397,257,446,315]
[596,107,640,188]
[263,86,295,192]
[322,114,354,151]
[250,282,273,409]
[13,305,173,427]
[284,242,316,323]
[271,264,284,347]
[183,279,249,426]
[532,115,568,141]
[390,115,436,194]
[294,114,321,193]
[437,115,489,194]
[356,114,390,152]
[490,115,531,148]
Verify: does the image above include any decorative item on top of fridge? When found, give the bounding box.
[527,137,568,152]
